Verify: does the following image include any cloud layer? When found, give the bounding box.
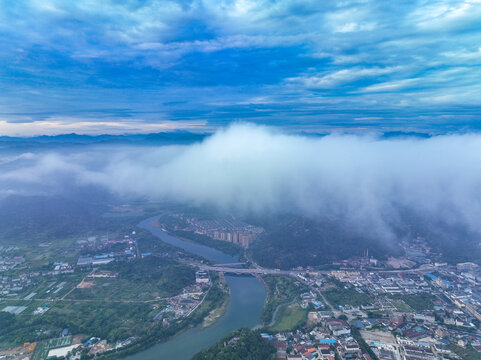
[2,124,481,241]
[1,1,481,133]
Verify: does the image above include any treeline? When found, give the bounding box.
[351,327,379,360]
[172,230,243,257]
[191,328,276,360]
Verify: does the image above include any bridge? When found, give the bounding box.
[199,264,433,276]
[211,262,246,267]
[198,265,295,275]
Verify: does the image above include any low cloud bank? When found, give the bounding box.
[2,123,481,240]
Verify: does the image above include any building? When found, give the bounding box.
[195,271,210,284]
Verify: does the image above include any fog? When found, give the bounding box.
[2,123,481,240]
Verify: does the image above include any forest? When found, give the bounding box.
[191,328,275,360]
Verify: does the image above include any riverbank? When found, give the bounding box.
[113,214,266,360]
[96,280,228,359]
[125,275,266,360]
[202,274,229,328]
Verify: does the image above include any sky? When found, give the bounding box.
[1,0,481,135]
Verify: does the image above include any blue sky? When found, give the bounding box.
[1,0,481,135]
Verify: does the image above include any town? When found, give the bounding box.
[159,212,264,248]
[259,260,481,360]
[2,219,481,360]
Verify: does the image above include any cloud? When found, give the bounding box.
[1,1,481,131]
[3,123,481,241]
[411,0,481,31]
[287,67,400,89]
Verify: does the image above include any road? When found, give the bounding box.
[0,297,171,303]
[199,262,436,276]
[198,264,296,275]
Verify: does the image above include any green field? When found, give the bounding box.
[67,277,170,301]
[270,304,307,332]
[389,293,435,312]
[391,299,412,312]
[261,275,310,326]
[322,279,373,308]
[449,344,481,360]
[68,257,195,301]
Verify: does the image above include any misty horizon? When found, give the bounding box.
[2,123,481,246]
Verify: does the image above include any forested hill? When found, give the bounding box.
[248,212,481,269]
[249,215,402,269]
[0,194,119,241]
[191,328,275,360]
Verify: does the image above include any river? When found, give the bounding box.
[126,215,266,360]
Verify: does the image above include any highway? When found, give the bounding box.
[198,263,436,276]
[198,264,295,275]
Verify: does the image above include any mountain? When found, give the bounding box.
[0,131,208,148]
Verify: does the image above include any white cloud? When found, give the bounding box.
[3,123,481,240]
[287,67,400,89]
[2,0,481,126]
[410,0,481,31]
[335,22,376,33]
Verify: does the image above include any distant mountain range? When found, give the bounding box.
[0,130,433,147]
[0,131,208,146]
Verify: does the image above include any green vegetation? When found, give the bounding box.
[136,229,187,255]
[390,299,412,312]
[0,198,233,357]
[31,336,72,360]
[389,293,435,312]
[202,275,229,328]
[70,257,195,301]
[191,328,275,360]
[351,327,379,360]
[0,312,19,347]
[249,211,481,269]
[96,280,229,359]
[322,280,373,308]
[44,302,155,342]
[448,343,481,360]
[269,304,307,332]
[172,230,243,257]
[0,300,155,346]
[249,215,402,269]
[261,275,309,326]
[0,195,138,243]
[2,277,228,356]
[0,242,197,349]
[0,257,196,347]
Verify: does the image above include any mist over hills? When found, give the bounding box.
[0,131,207,148]
[1,124,481,267]
[0,129,432,146]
